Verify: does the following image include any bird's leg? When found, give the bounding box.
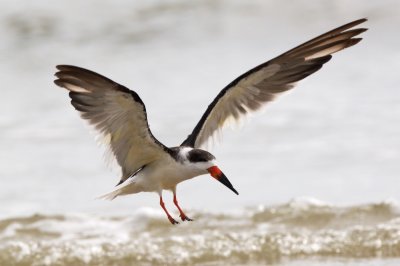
[173,191,193,222]
[159,195,179,225]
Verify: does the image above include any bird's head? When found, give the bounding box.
[184,148,239,195]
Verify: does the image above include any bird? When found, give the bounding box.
[54,18,367,224]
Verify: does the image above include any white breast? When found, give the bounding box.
[134,156,206,192]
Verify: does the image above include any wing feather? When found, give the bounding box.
[55,65,172,182]
[181,19,367,148]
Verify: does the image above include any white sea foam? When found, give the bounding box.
[288,196,331,209]
[1,201,400,265]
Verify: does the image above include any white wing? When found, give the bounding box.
[55,65,173,183]
[181,18,367,149]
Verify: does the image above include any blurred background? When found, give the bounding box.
[0,0,399,265]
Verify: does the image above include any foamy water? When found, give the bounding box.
[1,199,400,265]
[1,0,400,265]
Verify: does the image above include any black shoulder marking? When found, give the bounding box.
[167,147,183,162]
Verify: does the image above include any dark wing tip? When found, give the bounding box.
[56,64,79,71]
[315,54,333,64]
[356,28,368,34]
[343,18,368,29]
[54,79,65,88]
[345,38,363,48]
[54,65,82,87]
[353,18,367,23]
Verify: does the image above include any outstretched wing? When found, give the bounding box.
[55,65,172,182]
[181,18,367,148]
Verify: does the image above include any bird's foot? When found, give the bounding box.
[180,213,193,222]
[168,216,179,225]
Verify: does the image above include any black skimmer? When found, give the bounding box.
[54,19,367,224]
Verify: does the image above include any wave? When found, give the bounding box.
[1,199,400,265]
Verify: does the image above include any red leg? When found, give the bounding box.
[160,196,179,225]
[173,193,193,222]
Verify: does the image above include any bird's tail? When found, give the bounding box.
[97,189,120,201]
[96,179,136,201]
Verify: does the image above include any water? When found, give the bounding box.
[1,199,400,265]
[1,0,399,265]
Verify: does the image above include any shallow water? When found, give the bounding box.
[1,199,400,265]
[1,0,399,265]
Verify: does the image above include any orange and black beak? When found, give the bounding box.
[207,166,239,195]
